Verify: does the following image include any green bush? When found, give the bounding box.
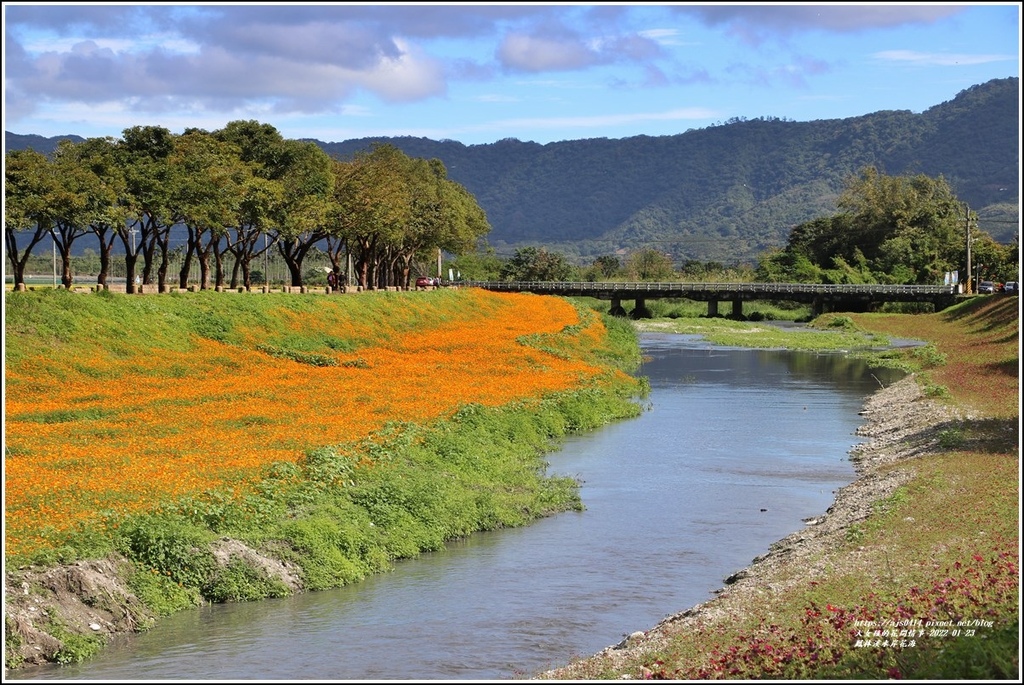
[938,427,966,449]
[278,514,379,590]
[911,343,947,368]
[114,514,216,589]
[204,559,291,603]
[127,564,202,617]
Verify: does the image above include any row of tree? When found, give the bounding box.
[754,167,1017,287]
[5,122,490,292]
[449,245,752,283]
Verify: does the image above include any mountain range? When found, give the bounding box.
[6,77,1019,266]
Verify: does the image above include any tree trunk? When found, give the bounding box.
[93,228,116,288]
[179,225,199,289]
[125,254,140,294]
[5,226,49,289]
[213,244,226,289]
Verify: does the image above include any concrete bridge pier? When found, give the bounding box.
[732,300,743,318]
[631,298,653,319]
[812,296,825,317]
[708,299,719,317]
[610,297,628,317]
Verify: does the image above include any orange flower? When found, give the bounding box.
[4,290,610,558]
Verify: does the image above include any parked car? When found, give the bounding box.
[415,276,434,288]
[978,281,995,294]
[1003,281,1018,294]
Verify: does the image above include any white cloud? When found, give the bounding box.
[353,38,446,103]
[872,50,1016,67]
[498,33,598,72]
[638,28,695,47]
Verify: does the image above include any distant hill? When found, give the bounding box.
[5,132,85,156]
[6,77,1019,265]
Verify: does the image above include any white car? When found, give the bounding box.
[1003,281,1018,294]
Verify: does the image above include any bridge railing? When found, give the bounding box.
[463,281,957,296]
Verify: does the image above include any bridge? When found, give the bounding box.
[463,281,961,318]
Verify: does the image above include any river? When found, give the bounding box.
[10,332,904,681]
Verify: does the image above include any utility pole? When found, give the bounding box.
[964,203,973,294]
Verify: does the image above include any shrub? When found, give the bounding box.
[127,564,202,617]
[204,559,291,603]
[114,514,216,589]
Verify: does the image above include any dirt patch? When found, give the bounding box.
[210,537,304,593]
[4,539,304,674]
[538,373,964,679]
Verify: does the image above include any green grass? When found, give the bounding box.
[630,311,891,352]
[4,287,475,368]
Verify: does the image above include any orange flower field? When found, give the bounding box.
[5,290,619,559]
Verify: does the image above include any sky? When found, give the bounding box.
[2,2,1021,147]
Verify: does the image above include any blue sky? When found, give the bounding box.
[3,3,1020,146]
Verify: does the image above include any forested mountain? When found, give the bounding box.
[6,77,1018,265]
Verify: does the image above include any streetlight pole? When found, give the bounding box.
[129,228,138,292]
[964,204,973,294]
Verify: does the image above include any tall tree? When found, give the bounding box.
[626,248,675,281]
[390,157,490,288]
[837,166,965,284]
[225,175,282,290]
[47,141,100,288]
[4,149,57,288]
[334,144,411,289]
[170,129,245,290]
[593,255,622,279]
[498,246,576,281]
[67,137,129,289]
[214,120,290,290]
[118,125,177,292]
[758,167,979,285]
[272,139,335,288]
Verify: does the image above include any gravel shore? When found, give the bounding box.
[538,372,963,679]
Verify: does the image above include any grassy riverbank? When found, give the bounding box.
[4,287,646,669]
[544,294,1019,680]
[4,290,1017,677]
